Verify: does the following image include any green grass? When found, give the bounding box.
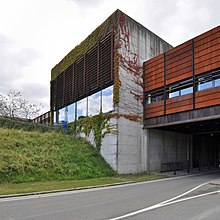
[0,173,167,195]
[0,128,115,183]
[0,126,168,196]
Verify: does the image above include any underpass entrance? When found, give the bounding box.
[152,118,220,173]
[193,133,220,169]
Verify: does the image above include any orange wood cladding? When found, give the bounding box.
[144,54,164,92]
[166,40,192,85]
[145,53,164,69]
[195,26,220,41]
[194,26,220,75]
[194,26,220,46]
[166,41,192,61]
[166,94,193,115]
[195,87,220,109]
[143,25,220,120]
[144,101,164,118]
[194,38,220,56]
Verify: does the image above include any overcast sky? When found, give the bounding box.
[0,0,219,114]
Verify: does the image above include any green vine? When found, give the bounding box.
[113,50,121,104]
[68,113,113,152]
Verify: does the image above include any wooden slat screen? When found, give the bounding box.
[64,64,74,106]
[51,33,114,111]
[85,46,98,92]
[56,72,64,109]
[74,57,85,100]
[99,35,113,86]
[50,80,56,111]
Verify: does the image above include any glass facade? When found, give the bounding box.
[196,69,220,91]
[55,85,113,123]
[145,88,164,105]
[88,91,101,116]
[77,98,87,119]
[102,86,113,113]
[168,78,193,99]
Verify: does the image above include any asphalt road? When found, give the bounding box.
[1,171,220,220]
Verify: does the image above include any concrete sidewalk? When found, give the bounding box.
[163,167,220,177]
[210,178,220,186]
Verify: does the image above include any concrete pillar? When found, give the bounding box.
[145,129,150,173]
[55,110,59,124]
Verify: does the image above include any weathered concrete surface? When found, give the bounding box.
[80,12,173,174]
[147,129,192,172]
[113,13,172,174]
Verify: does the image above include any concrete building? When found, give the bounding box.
[50,9,172,174]
[45,9,220,174]
[144,25,220,172]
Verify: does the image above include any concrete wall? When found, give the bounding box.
[117,117,146,174]
[100,118,118,170]
[147,129,192,172]
[83,117,118,171]
[115,14,172,174]
[79,13,173,174]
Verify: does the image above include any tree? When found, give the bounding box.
[0,90,43,119]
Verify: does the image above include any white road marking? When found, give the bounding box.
[159,182,208,205]
[109,182,220,220]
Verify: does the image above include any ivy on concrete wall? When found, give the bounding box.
[68,113,114,152]
[113,50,120,104]
[68,112,142,153]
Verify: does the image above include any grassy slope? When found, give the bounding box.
[0,128,115,183]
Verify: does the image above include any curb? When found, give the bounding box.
[209,180,220,186]
[0,180,135,199]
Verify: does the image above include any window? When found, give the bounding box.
[77,98,88,119]
[168,78,193,99]
[88,91,101,116]
[196,68,220,91]
[54,85,114,122]
[145,88,164,105]
[68,103,75,123]
[169,90,179,98]
[181,87,193,95]
[59,106,68,121]
[215,78,220,87]
[102,86,113,113]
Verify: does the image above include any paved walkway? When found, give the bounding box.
[163,167,220,186]
[163,167,220,177]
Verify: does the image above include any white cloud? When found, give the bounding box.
[0,0,219,115]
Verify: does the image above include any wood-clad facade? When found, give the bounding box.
[144,25,220,127]
[50,33,114,111]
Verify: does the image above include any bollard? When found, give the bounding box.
[187,160,190,173]
[174,162,176,175]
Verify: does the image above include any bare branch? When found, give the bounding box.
[0,90,43,119]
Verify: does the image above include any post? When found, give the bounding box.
[174,162,176,175]
[187,136,190,173]
[55,110,59,125]
[187,160,190,173]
